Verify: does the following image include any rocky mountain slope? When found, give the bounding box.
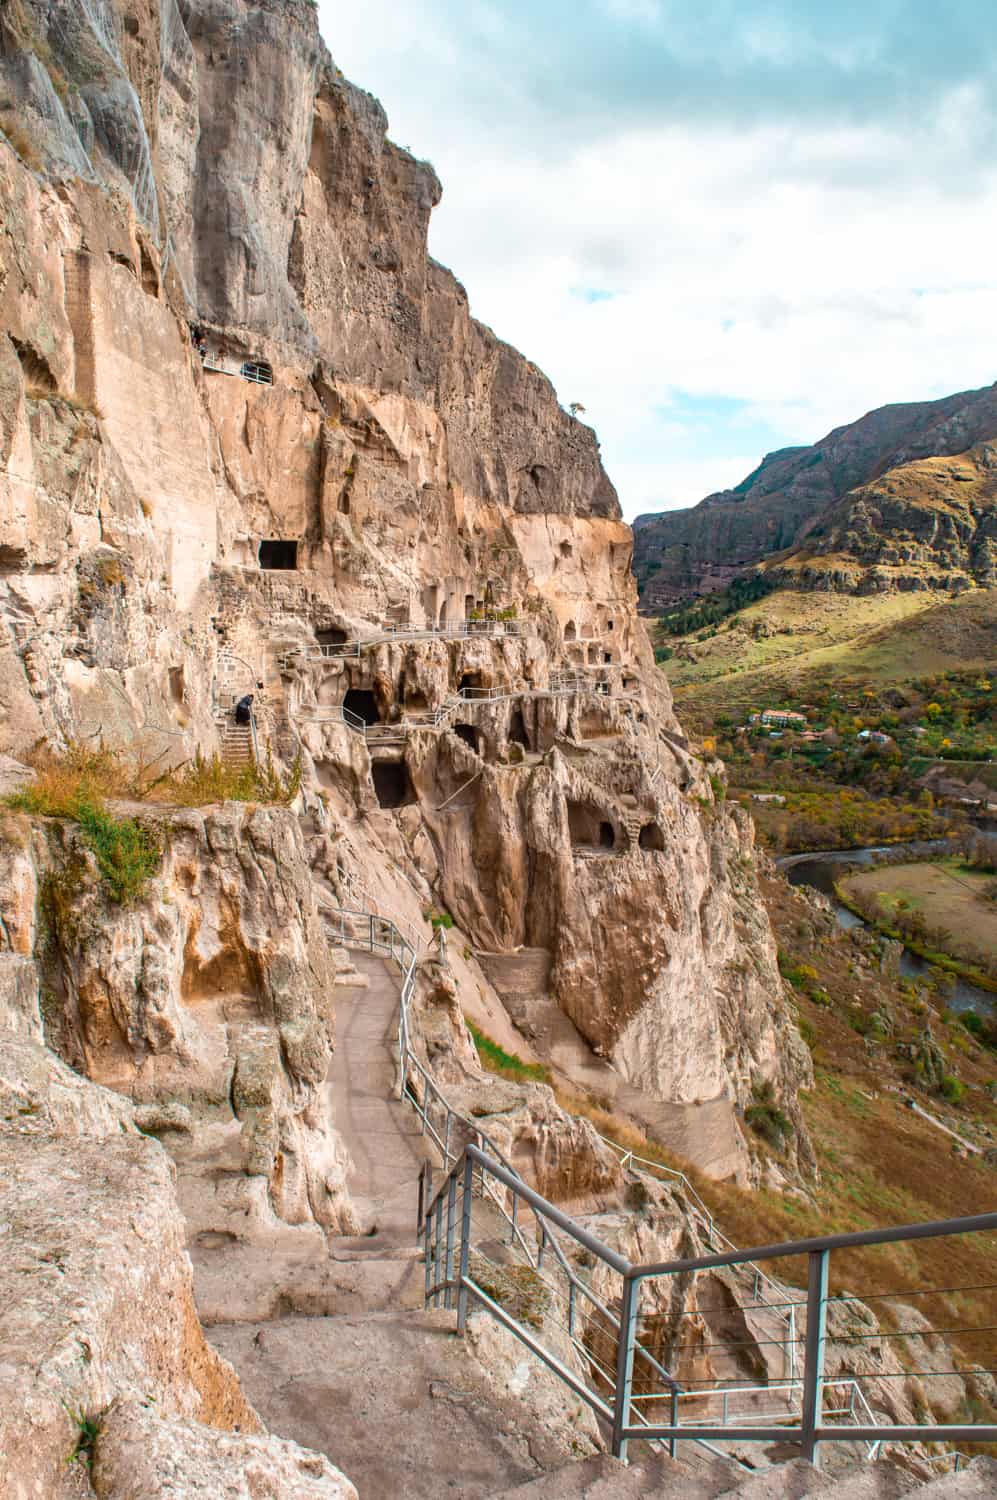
[633,384,997,608]
[4,0,985,1494]
[766,441,997,594]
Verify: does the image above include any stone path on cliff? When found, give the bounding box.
[200,954,601,1497]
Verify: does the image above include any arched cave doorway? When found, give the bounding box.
[344,688,380,726]
[638,823,665,852]
[317,626,348,647]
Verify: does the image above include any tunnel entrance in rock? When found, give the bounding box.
[316,626,348,647]
[564,621,577,641]
[372,761,415,809]
[453,723,481,754]
[465,595,474,619]
[567,800,616,851]
[459,671,485,697]
[404,688,429,712]
[508,707,529,748]
[344,689,380,726]
[639,822,665,852]
[259,539,297,570]
[11,336,56,392]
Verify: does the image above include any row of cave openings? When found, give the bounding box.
[567,799,665,854]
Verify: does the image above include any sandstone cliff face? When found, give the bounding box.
[0,962,353,1500]
[6,801,356,1242]
[634,384,997,608]
[0,0,810,1208]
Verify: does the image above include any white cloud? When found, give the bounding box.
[321,2,997,519]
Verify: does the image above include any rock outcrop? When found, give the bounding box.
[634,384,997,608]
[0,0,811,1182]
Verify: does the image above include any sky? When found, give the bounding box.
[319,1,997,520]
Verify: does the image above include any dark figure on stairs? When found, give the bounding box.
[234,694,254,725]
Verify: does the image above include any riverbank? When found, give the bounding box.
[836,862,997,997]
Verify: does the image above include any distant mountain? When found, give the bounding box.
[768,441,997,594]
[634,382,997,609]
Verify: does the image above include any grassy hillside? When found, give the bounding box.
[661,587,997,734]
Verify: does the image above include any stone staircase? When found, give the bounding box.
[619,792,644,849]
[218,717,254,767]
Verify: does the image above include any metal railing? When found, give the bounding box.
[324,894,996,1473]
[423,1146,997,1468]
[282,620,533,664]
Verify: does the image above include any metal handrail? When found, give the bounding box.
[284,621,533,662]
[428,1144,997,1466]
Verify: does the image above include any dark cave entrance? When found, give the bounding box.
[372,761,415,809]
[316,626,348,647]
[259,539,298,570]
[343,688,380,726]
[453,723,481,754]
[638,823,666,852]
[508,707,529,749]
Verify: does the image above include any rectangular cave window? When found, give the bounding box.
[372,761,416,809]
[259,539,298,570]
[567,799,616,852]
[316,627,348,647]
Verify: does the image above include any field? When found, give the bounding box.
[840,861,997,977]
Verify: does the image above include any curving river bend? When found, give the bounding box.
[777,839,994,1016]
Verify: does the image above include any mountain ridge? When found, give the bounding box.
[634,381,997,607]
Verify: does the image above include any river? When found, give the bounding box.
[777,840,994,1016]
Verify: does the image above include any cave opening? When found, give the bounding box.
[567,800,616,852]
[316,626,348,647]
[464,594,474,619]
[639,823,666,852]
[508,707,529,748]
[459,671,485,697]
[453,722,481,754]
[372,761,415,809]
[343,688,380,726]
[564,620,577,642]
[259,539,298,570]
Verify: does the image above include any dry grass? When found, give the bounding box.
[7,740,301,813]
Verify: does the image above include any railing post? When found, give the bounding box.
[456,1154,475,1334]
[789,1302,797,1383]
[433,1192,445,1308]
[669,1386,679,1460]
[424,1201,434,1305]
[611,1272,639,1462]
[444,1170,458,1310]
[800,1248,829,1468]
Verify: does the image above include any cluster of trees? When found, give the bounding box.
[657,573,776,638]
[743,787,956,854]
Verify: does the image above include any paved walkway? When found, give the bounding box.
[327,951,435,1243]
